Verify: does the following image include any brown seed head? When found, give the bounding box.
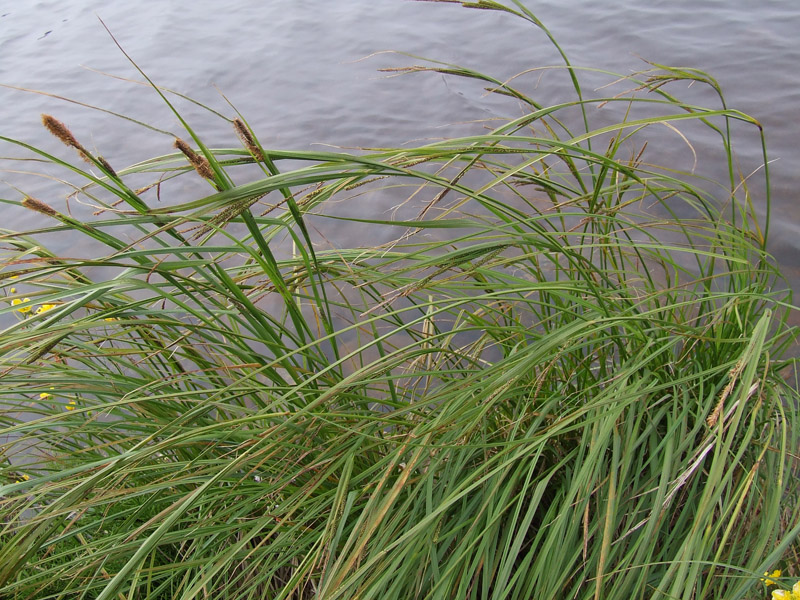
[174,138,215,181]
[233,119,264,161]
[97,156,118,178]
[22,196,58,218]
[41,114,92,163]
[233,119,255,146]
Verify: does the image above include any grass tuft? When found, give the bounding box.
[0,2,798,599]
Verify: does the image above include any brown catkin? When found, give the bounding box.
[41,114,92,164]
[22,196,58,218]
[233,119,264,161]
[97,156,118,178]
[174,138,215,181]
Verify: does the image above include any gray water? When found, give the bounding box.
[2,1,798,292]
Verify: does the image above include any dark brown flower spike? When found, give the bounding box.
[174,138,216,181]
[97,156,118,178]
[41,114,92,164]
[233,118,265,161]
[21,196,58,218]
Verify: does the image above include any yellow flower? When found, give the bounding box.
[764,570,783,586]
[39,392,52,400]
[65,400,77,411]
[772,581,800,599]
[14,474,30,484]
[9,287,15,294]
[11,297,32,313]
[35,304,57,314]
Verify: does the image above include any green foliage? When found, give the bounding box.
[0,2,798,598]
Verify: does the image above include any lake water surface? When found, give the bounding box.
[2,1,798,291]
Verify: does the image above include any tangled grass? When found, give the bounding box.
[0,2,798,599]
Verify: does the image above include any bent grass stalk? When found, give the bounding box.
[0,2,798,599]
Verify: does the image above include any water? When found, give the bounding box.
[1,1,798,292]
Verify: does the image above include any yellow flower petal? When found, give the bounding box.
[764,570,783,586]
[771,582,800,600]
[35,304,57,314]
[39,392,52,400]
[11,297,32,313]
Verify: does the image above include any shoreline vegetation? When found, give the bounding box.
[1,1,798,598]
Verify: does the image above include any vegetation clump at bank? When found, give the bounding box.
[0,1,798,598]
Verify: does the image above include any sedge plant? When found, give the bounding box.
[0,1,798,599]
